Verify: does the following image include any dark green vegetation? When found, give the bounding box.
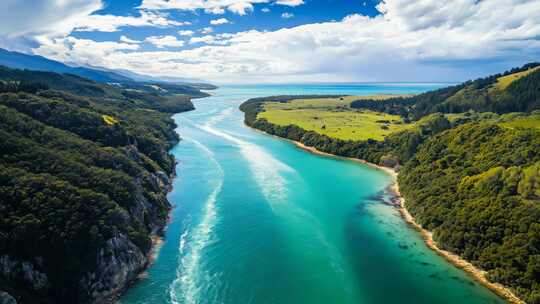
[0,66,204,303]
[240,63,540,303]
[0,48,217,96]
[351,62,540,119]
[0,66,198,113]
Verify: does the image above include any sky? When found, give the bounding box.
[0,0,539,83]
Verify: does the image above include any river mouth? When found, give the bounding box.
[120,84,504,304]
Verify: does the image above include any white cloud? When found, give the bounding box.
[276,0,304,6]
[139,0,305,15]
[210,18,230,25]
[145,35,185,48]
[0,1,190,38]
[201,27,214,34]
[31,0,540,83]
[74,10,190,32]
[178,30,195,36]
[281,12,294,19]
[0,0,103,37]
[190,35,217,44]
[120,35,141,44]
[189,33,234,45]
[261,7,271,13]
[33,36,139,65]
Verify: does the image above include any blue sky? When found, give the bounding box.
[0,0,539,83]
[74,0,382,51]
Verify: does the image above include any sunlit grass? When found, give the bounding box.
[494,66,540,91]
[258,96,413,141]
[102,114,119,126]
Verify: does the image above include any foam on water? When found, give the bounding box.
[197,111,347,284]
[197,108,294,208]
[169,138,224,304]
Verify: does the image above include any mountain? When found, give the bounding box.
[0,48,133,83]
[0,48,217,98]
[113,68,210,86]
[0,65,196,113]
[0,48,217,91]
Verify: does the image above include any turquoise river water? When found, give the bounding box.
[120,84,505,304]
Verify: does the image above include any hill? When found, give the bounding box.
[0,48,216,98]
[240,63,540,303]
[0,66,196,113]
[350,63,540,119]
[0,48,132,84]
[0,66,192,303]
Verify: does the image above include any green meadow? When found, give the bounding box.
[493,65,540,91]
[258,95,414,141]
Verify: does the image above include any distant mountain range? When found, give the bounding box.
[0,48,212,87]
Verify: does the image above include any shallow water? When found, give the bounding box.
[120,84,504,304]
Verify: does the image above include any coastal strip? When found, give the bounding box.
[249,125,524,304]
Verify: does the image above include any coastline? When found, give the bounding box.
[249,125,524,304]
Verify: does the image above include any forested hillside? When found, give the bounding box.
[399,123,540,302]
[0,66,199,113]
[0,48,217,97]
[240,63,540,303]
[350,63,540,119]
[0,67,191,303]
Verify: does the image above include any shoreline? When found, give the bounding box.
[249,125,523,304]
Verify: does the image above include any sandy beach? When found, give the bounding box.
[286,138,524,304]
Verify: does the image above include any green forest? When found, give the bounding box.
[241,63,540,303]
[0,66,203,303]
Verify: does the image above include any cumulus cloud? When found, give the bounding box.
[178,30,195,36]
[261,7,271,13]
[281,13,294,19]
[74,11,190,32]
[139,0,305,15]
[201,27,214,34]
[0,0,191,53]
[30,0,540,83]
[119,35,142,44]
[189,33,235,45]
[276,0,304,6]
[190,35,217,44]
[32,36,139,65]
[145,35,185,48]
[0,0,102,37]
[210,18,231,25]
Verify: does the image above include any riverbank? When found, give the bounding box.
[253,126,524,304]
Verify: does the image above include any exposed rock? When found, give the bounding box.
[122,145,141,163]
[21,262,48,290]
[0,255,48,292]
[79,233,147,303]
[0,291,17,304]
[1,145,175,303]
[379,154,400,168]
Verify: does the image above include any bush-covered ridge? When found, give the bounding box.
[0,66,191,303]
[0,65,200,114]
[240,63,540,303]
[350,62,540,119]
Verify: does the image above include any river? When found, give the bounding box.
[120,84,504,304]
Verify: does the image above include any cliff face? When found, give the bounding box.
[0,72,182,303]
[80,233,147,303]
[0,164,175,304]
[76,147,175,303]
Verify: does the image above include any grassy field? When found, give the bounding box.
[102,114,119,126]
[493,66,540,90]
[258,95,413,141]
[499,113,540,130]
